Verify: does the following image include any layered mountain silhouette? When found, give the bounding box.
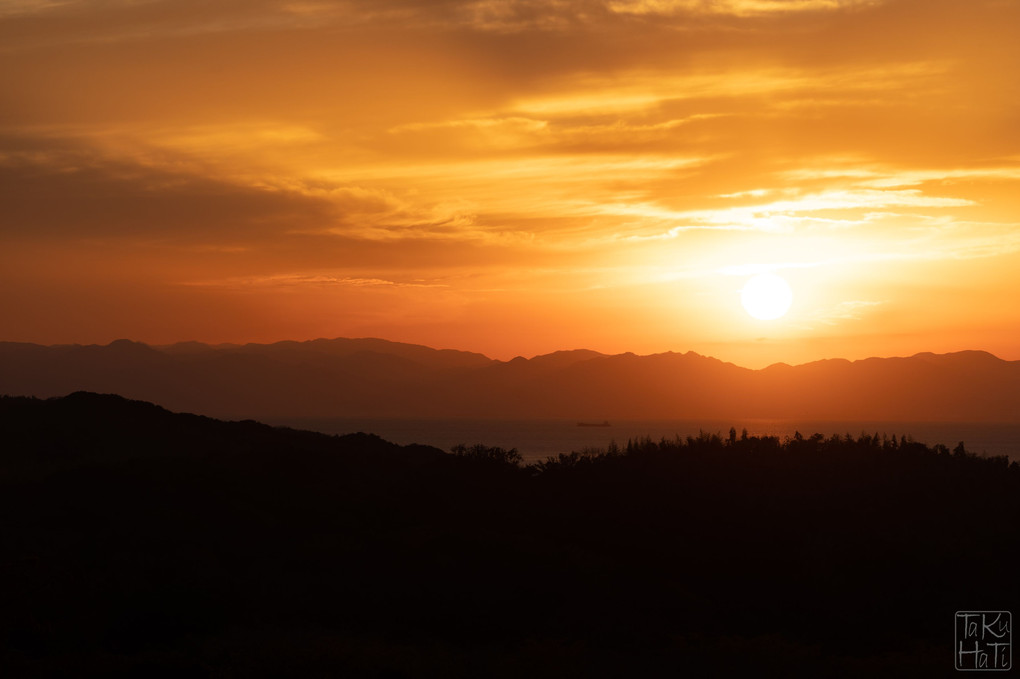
[1,337,1018,421]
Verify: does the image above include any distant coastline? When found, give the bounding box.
[266,416,1020,464]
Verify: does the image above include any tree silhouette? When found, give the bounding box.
[1,392,1016,677]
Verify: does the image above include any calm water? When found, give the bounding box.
[266,417,1020,464]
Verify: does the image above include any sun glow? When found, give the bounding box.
[2,0,1020,366]
[741,273,793,320]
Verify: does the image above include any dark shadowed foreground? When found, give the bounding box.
[1,393,1017,677]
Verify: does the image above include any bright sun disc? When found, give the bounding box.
[741,273,793,320]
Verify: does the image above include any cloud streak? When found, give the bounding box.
[2,0,1019,365]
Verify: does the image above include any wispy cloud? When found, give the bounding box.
[3,0,1019,362]
[813,299,884,326]
[0,0,73,16]
[717,262,825,276]
[605,188,976,240]
[607,0,879,17]
[181,273,450,289]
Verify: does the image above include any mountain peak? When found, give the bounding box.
[103,339,158,355]
[1,339,1016,422]
[911,349,1002,364]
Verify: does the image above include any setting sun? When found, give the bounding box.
[1,0,1019,367]
[741,273,793,321]
[2,2,1020,674]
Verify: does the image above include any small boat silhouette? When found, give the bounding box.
[577,420,611,427]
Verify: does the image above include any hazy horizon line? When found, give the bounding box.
[2,335,1011,372]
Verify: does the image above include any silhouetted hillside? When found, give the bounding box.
[2,393,1017,676]
[0,338,490,418]
[1,338,1018,420]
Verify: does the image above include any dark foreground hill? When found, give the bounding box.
[2,338,1019,421]
[1,393,1018,677]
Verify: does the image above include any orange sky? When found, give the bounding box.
[2,0,1019,367]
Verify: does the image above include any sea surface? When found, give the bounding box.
[266,417,1020,464]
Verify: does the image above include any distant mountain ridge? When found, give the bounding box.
[1,338,1018,422]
